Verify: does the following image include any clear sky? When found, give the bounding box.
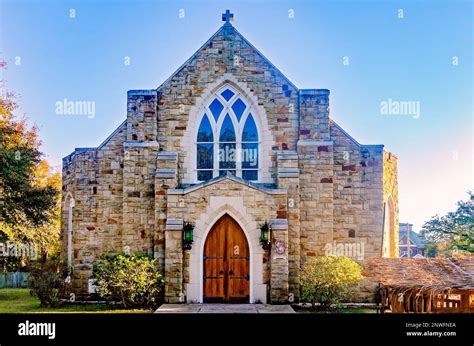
[1,0,472,231]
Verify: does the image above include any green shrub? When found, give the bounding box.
[92,253,165,309]
[299,256,363,310]
[29,259,69,307]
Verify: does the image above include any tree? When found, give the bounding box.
[423,241,438,257]
[421,192,474,255]
[299,256,363,309]
[25,160,62,258]
[0,61,60,258]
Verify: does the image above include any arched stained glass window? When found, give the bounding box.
[196,85,260,182]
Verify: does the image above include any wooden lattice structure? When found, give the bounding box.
[364,256,474,313]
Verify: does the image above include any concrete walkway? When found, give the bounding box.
[155,304,295,314]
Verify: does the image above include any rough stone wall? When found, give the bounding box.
[156,25,299,183]
[61,122,127,295]
[297,90,334,265]
[154,151,179,272]
[122,91,159,256]
[95,126,127,257]
[276,151,300,300]
[330,124,385,260]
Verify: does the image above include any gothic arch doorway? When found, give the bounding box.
[203,214,250,303]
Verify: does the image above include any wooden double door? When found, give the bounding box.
[203,214,250,303]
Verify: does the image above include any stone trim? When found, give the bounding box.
[166,218,183,231]
[299,89,330,97]
[270,218,288,231]
[124,141,160,148]
[362,144,385,150]
[277,151,298,161]
[157,151,178,160]
[168,174,287,196]
[277,167,299,178]
[156,169,177,179]
[297,139,334,147]
[127,89,157,96]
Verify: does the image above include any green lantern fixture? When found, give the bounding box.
[183,221,194,250]
[260,221,272,251]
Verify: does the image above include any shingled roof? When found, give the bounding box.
[364,257,474,293]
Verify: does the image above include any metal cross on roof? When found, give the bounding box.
[222,10,234,25]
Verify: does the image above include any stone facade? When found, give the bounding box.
[61,20,399,303]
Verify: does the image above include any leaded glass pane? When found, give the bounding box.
[219,143,236,169]
[198,170,213,181]
[197,143,213,169]
[242,170,258,180]
[220,89,235,101]
[231,98,246,121]
[242,114,258,141]
[209,98,224,122]
[197,114,213,142]
[242,143,258,169]
[219,114,236,141]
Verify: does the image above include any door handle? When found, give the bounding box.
[219,270,224,275]
[228,270,233,275]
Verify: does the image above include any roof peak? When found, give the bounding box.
[156,17,298,91]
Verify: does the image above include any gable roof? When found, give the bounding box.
[156,23,298,91]
[167,171,286,196]
[399,230,425,248]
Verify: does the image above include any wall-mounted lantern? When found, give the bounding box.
[259,221,272,251]
[183,221,194,250]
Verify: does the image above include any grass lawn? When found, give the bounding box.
[0,289,152,313]
[292,305,377,314]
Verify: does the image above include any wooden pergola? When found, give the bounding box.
[364,256,474,313]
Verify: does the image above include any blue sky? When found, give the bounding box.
[1,0,472,231]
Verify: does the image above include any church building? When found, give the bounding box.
[61,11,399,304]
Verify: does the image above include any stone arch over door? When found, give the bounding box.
[181,73,275,185]
[185,197,266,303]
